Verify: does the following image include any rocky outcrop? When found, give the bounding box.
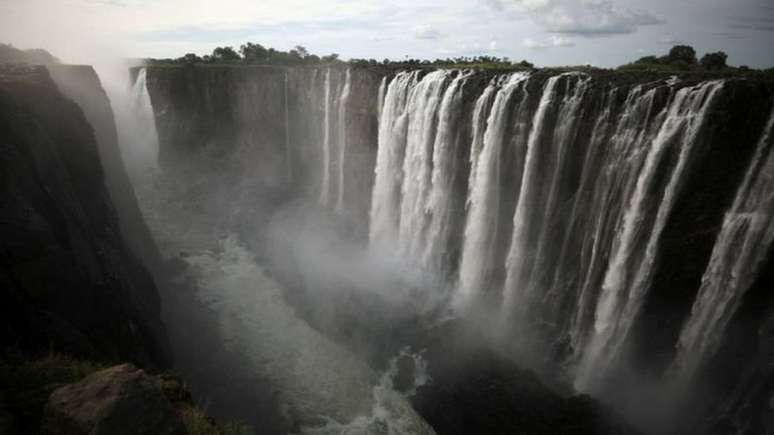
[42,364,186,435]
[47,65,162,272]
[0,64,167,367]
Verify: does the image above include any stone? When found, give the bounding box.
[42,364,185,435]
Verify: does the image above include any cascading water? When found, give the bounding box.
[501,75,563,323]
[377,76,387,124]
[335,69,351,214]
[456,73,529,310]
[398,70,451,268]
[575,80,725,391]
[670,107,774,383]
[285,72,292,181]
[367,70,773,406]
[127,67,160,174]
[370,71,418,248]
[320,69,332,205]
[135,63,774,434]
[422,71,471,273]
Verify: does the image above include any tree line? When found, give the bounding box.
[146,42,771,74]
[619,45,741,72]
[145,43,533,69]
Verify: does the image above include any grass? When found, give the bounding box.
[180,406,254,435]
[0,352,106,433]
[0,352,255,435]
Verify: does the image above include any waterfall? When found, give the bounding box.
[320,69,332,205]
[398,70,451,266]
[575,80,725,391]
[568,85,663,356]
[422,71,471,272]
[284,72,292,181]
[370,72,418,247]
[501,75,562,322]
[336,69,352,214]
[456,73,529,310]
[363,70,774,406]
[670,107,774,382]
[129,67,160,173]
[502,74,590,328]
[377,76,387,123]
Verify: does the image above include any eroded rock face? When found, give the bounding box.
[42,364,185,435]
[0,65,167,367]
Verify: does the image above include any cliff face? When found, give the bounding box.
[0,65,167,367]
[142,65,383,233]
[47,65,162,272]
[141,64,774,433]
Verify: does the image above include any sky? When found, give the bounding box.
[1,0,773,68]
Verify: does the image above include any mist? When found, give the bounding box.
[2,1,774,435]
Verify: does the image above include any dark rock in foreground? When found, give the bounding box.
[0,64,167,367]
[42,364,186,435]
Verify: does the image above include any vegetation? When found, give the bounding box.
[179,406,254,435]
[143,41,773,75]
[145,42,535,70]
[617,45,741,73]
[0,352,252,435]
[0,43,59,65]
[0,352,105,433]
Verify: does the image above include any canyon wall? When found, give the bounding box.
[142,64,774,433]
[0,64,167,367]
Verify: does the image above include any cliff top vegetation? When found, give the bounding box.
[142,42,774,75]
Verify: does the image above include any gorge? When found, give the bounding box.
[2,55,774,435]
[134,64,774,434]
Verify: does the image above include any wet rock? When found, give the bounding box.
[42,364,185,435]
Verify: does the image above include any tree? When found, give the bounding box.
[293,45,309,59]
[239,43,268,63]
[667,45,697,65]
[179,53,202,64]
[700,51,728,71]
[211,46,241,63]
[321,53,340,63]
[634,55,660,65]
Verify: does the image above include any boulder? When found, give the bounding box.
[42,364,185,435]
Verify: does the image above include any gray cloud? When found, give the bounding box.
[523,35,575,49]
[544,1,665,36]
[485,0,664,36]
[413,25,443,40]
[729,16,774,32]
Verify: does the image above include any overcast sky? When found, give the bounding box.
[1,0,773,68]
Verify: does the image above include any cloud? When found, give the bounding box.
[486,0,664,36]
[413,24,443,40]
[659,35,683,45]
[728,16,774,32]
[544,2,664,36]
[90,0,128,6]
[523,35,575,49]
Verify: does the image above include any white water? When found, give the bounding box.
[126,67,160,175]
[568,85,662,356]
[304,349,434,435]
[501,75,562,322]
[398,70,451,266]
[377,76,387,124]
[670,106,774,382]
[422,71,471,272]
[320,69,332,205]
[285,72,292,181]
[336,69,352,214]
[575,81,725,391]
[370,72,418,247]
[456,73,528,310]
